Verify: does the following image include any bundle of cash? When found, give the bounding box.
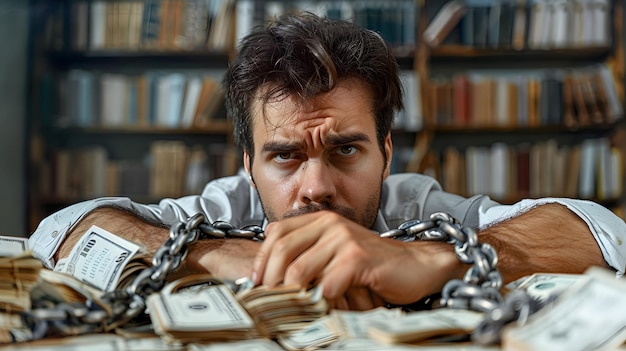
[238,282,328,336]
[367,308,484,345]
[502,266,626,351]
[0,235,42,313]
[277,307,402,350]
[0,235,44,344]
[147,274,329,344]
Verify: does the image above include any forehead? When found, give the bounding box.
[250,79,376,137]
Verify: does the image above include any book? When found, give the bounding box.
[423,0,466,47]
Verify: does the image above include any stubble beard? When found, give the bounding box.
[257,181,383,229]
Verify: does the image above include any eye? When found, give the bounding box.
[274,152,293,163]
[336,145,357,156]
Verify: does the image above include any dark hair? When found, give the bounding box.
[224,12,403,156]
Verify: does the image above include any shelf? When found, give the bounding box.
[44,122,233,136]
[46,50,231,69]
[427,46,613,66]
[425,123,620,134]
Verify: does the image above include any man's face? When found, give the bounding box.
[244,78,392,228]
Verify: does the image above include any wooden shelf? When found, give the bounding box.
[429,45,613,60]
[47,50,231,69]
[45,122,233,135]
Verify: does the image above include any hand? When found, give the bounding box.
[331,287,386,311]
[252,211,464,306]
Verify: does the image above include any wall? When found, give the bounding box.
[0,2,28,236]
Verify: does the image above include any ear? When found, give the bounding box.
[383,132,393,179]
[243,149,256,188]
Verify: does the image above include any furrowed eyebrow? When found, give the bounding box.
[325,132,371,146]
[261,141,303,153]
[260,132,371,153]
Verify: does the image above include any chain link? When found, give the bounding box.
[21,211,531,345]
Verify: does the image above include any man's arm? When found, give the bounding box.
[55,206,260,279]
[479,202,607,283]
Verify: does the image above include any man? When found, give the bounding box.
[30,13,625,310]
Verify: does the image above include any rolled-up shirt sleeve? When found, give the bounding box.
[28,197,163,268]
[478,198,626,278]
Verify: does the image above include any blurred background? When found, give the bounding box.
[1,0,624,237]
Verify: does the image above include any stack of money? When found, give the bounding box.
[148,274,330,345]
[0,235,44,344]
[503,266,626,351]
[237,283,329,336]
[367,308,485,345]
[24,225,153,336]
[147,274,259,344]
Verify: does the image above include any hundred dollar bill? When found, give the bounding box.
[0,235,28,257]
[55,225,140,292]
[147,283,257,342]
[502,266,626,351]
[507,273,587,306]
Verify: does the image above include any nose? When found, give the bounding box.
[297,160,336,205]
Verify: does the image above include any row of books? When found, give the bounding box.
[422,137,622,202]
[425,0,612,49]
[37,142,239,201]
[44,70,225,129]
[43,68,421,132]
[284,0,418,54]
[54,0,419,54]
[425,63,622,128]
[59,0,237,52]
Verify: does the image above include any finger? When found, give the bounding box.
[331,296,350,310]
[344,288,376,311]
[261,228,323,286]
[252,213,326,284]
[282,231,338,288]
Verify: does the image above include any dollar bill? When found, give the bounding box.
[503,266,626,351]
[0,235,28,257]
[329,307,404,339]
[367,308,484,344]
[277,315,339,350]
[509,273,587,306]
[188,339,285,351]
[55,225,140,292]
[147,283,257,343]
[0,334,123,350]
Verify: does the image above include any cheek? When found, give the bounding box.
[254,165,298,203]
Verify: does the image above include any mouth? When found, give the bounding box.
[283,203,357,222]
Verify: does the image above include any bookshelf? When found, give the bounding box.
[25,0,626,232]
[26,0,245,231]
[414,0,626,217]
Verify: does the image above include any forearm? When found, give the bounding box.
[56,206,257,279]
[478,203,607,283]
[55,206,170,262]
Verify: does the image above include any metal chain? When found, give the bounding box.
[21,211,530,345]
